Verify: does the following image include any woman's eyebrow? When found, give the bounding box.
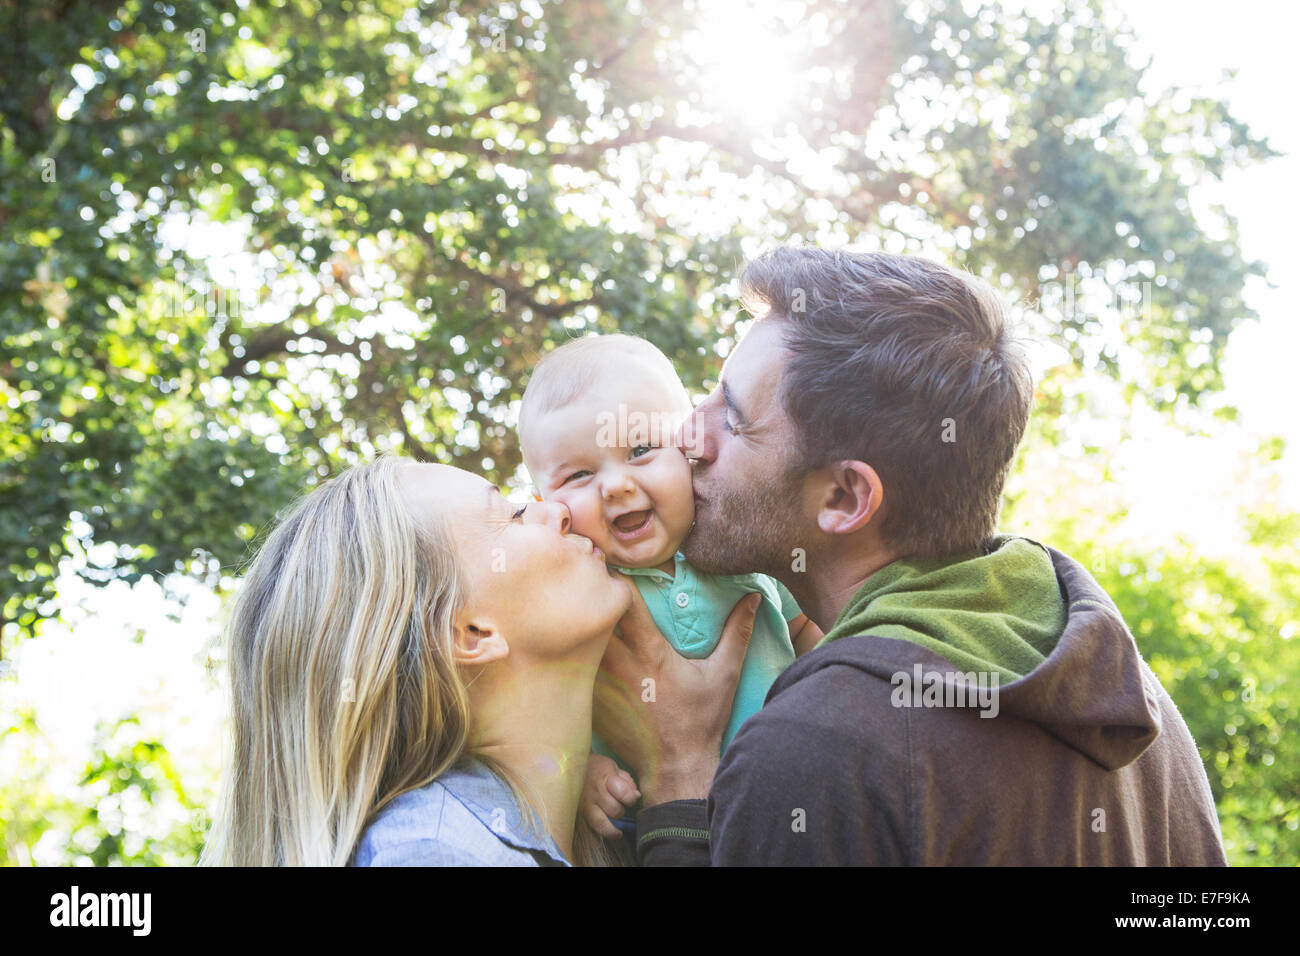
[487,484,528,520]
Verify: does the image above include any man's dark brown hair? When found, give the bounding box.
[739,246,1033,559]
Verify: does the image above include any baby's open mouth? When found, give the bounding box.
[610,509,653,539]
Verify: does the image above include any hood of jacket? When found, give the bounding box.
[805,537,1162,771]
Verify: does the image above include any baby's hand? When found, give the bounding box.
[580,753,641,839]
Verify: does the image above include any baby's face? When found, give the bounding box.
[523,363,694,570]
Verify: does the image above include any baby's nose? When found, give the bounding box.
[602,470,636,498]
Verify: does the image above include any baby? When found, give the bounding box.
[517,333,823,837]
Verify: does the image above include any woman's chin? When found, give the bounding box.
[593,575,634,639]
[610,571,635,611]
[586,563,634,624]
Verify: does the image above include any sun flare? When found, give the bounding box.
[682,0,808,129]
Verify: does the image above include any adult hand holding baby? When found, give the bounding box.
[593,585,760,808]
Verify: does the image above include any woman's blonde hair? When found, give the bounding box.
[200,455,619,866]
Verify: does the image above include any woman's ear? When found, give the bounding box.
[453,616,510,668]
[816,460,885,535]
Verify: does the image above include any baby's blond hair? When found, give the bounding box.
[518,334,690,461]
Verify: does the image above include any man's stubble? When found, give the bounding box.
[681,460,808,581]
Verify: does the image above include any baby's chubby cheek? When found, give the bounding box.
[655,456,697,534]
[661,485,696,541]
[550,491,611,547]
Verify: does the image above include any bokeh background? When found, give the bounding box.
[2,0,1296,866]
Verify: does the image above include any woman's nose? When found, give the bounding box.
[546,500,572,535]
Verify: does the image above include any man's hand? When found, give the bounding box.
[592,585,760,806]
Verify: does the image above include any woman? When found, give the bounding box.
[200,454,631,866]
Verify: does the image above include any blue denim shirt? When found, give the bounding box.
[351,759,570,867]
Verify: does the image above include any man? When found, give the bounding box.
[593,246,1227,865]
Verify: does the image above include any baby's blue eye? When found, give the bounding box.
[561,470,591,485]
[630,445,653,459]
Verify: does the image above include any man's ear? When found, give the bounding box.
[452,616,511,669]
[816,460,884,535]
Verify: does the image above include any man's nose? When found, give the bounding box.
[546,500,572,535]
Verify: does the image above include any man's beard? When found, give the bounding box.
[682,461,806,579]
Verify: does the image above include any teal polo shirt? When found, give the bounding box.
[593,552,801,767]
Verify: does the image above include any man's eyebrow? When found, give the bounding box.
[722,380,747,424]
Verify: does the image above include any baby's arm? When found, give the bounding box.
[580,752,641,839]
[788,613,825,657]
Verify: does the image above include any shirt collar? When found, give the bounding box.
[615,551,685,582]
[439,758,572,866]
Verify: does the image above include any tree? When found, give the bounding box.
[0,0,1273,642]
[1002,429,1300,865]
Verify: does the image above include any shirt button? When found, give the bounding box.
[675,592,690,608]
